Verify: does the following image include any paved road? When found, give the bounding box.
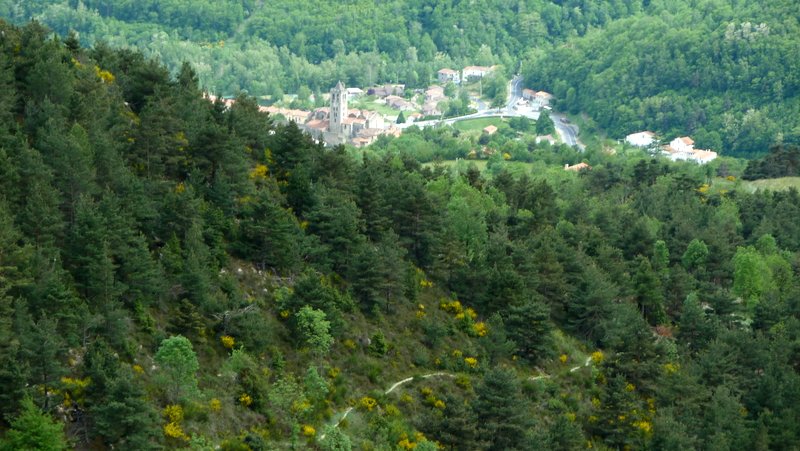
[507,75,524,109]
[399,74,585,151]
[550,112,584,150]
[470,96,489,112]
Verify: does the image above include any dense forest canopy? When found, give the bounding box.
[524,0,800,157]
[1,20,800,449]
[0,0,680,94]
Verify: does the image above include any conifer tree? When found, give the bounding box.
[633,256,667,325]
[505,295,553,362]
[473,367,531,450]
[0,397,69,451]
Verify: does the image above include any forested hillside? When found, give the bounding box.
[4,1,798,159]
[2,21,800,450]
[2,0,648,94]
[524,0,800,157]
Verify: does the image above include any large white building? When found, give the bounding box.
[462,65,496,80]
[662,136,718,164]
[625,131,656,147]
[437,68,460,84]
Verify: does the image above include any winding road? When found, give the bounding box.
[550,113,584,150]
[400,74,585,150]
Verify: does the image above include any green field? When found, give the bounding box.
[423,159,578,181]
[745,177,800,192]
[425,159,489,172]
[452,117,507,132]
[352,98,412,117]
[711,176,800,193]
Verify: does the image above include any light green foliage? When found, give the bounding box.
[303,366,329,403]
[368,330,389,357]
[681,239,709,271]
[415,441,438,451]
[525,3,800,157]
[0,397,69,451]
[154,335,200,401]
[535,111,555,135]
[444,177,503,263]
[318,425,352,451]
[755,234,778,255]
[222,348,258,377]
[732,246,771,308]
[652,239,670,273]
[267,376,308,425]
[294,306,334,356]
[0,18,799,451]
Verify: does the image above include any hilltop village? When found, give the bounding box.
[210,65,718,163]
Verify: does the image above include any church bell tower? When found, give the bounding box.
[330,81,347,134]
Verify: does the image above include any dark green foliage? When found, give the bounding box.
[743,145,800,180]
[89,370,161,450]
[418,390,478,450]
[306,188,364,274]
[535,111,555,135]
[473,367,532,451]
[525,4,800,158]
[504,296,553,362]
[21,316,66,410]
[235,186,305,272]
[633,256,667,326]
[0,18,798,450]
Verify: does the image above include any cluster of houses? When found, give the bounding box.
[625,131,718,164]
[521,88,554,111]
[300,81,401,147]
[257,81,402,147]
[437,65,497,84]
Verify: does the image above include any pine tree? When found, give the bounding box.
[36,122,97,223]
[633,256,667,325]
[236,186,305,272]
[14,148,65,248]
[678,292,715,353]
[473,367,531,450]
[181,220,214,308]
[17,316,66,410]
[89,371,161,450]
[430,390,479,450]
[0,207,28,416]
[0,397,69,451]
[568,263,617,342]
[306,188,365,274]
[504,295,553,362]
[356,158,391,241]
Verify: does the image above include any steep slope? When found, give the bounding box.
[1,21,800,450]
